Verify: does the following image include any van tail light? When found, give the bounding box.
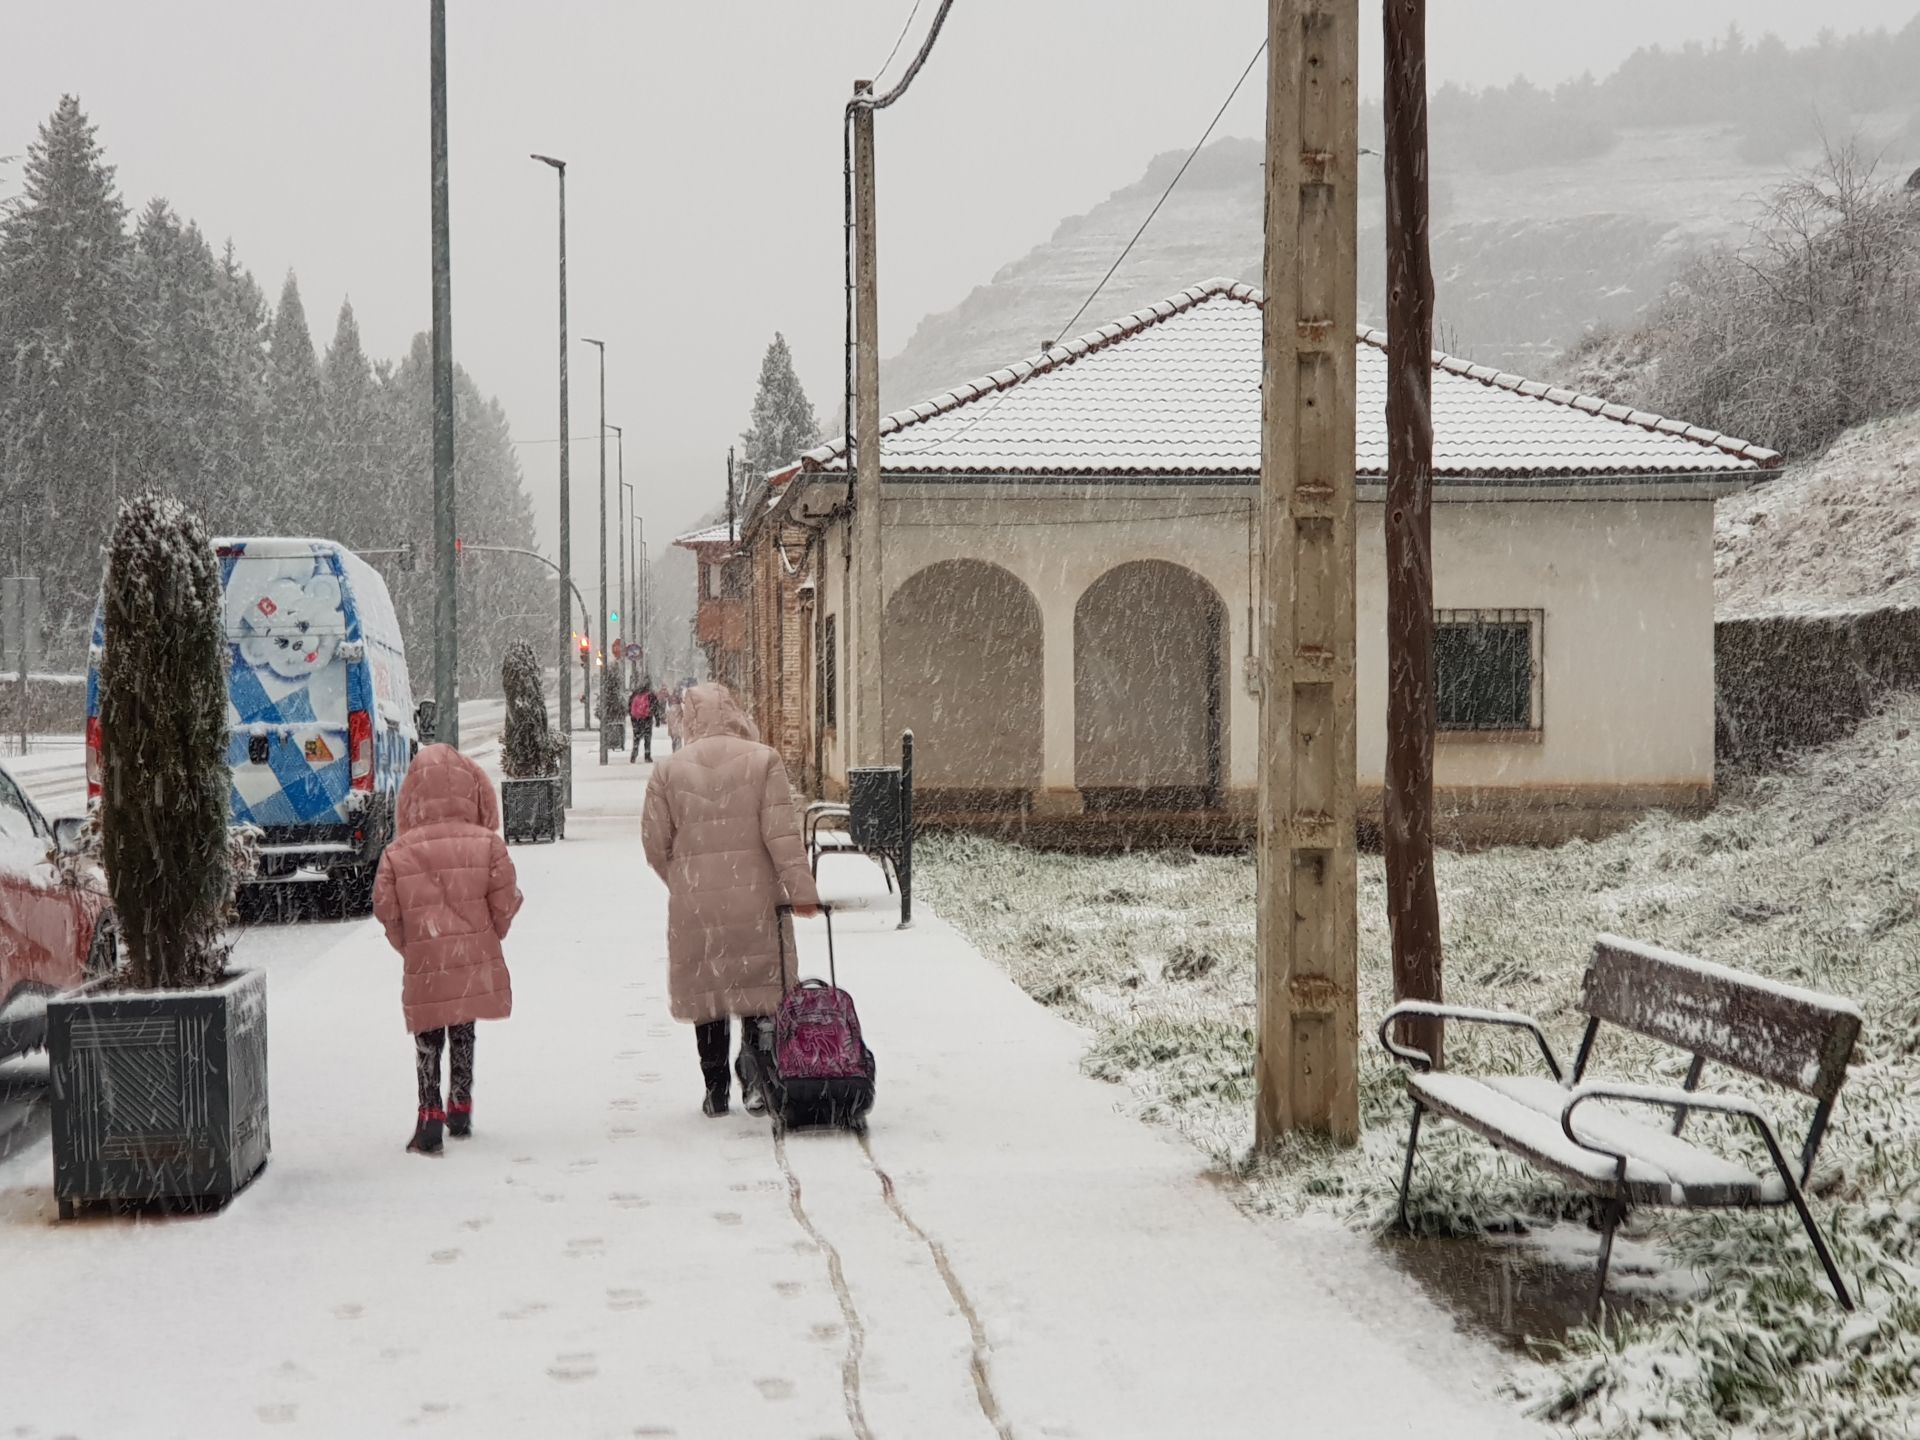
[349,710,374,791]
[86,716,104,800]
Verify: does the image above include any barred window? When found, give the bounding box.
[821,614,838,730]
[1433,609,1542,732]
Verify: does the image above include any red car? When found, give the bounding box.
[0,762,116,1058]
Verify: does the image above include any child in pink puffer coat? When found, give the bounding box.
[373,744,523,1154]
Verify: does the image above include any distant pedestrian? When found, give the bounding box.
[373,744,523,1155]
[629,681,655,763]
[642,683,820,1117]
[664,689,684,752]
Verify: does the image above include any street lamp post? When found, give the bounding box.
[583,337,609,764]
[531,152,571,746]
[609,424,626,681]
[620,473,636,681]
[429,0,459,748]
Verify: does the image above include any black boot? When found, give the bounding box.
[447,1100,473,1139]
[408,1105,446,1155]
[702,1078,730,1118]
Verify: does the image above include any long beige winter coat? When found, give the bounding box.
[642,685,819,1024]
[373,745,522,1033]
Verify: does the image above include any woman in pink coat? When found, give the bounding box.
[373,744,523,1154]
[642,684,819,1117]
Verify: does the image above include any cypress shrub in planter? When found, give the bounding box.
[48,494,268,1217]
[500,639,566,843]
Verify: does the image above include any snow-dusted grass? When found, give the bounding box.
[918,696,1920,1439]
[1716,409,1920,618]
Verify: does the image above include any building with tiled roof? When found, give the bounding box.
[745,279,1777,844]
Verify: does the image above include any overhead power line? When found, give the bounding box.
[872,0,927,88]
[1051,37,1267,348]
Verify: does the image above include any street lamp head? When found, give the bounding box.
[531,153,566,170]
[582,337,605,350]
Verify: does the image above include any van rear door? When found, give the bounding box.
[219,547,353,831]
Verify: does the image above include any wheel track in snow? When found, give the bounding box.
[772,1127,874,1440]
[858,1132,1015,1440]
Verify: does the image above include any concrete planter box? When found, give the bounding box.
[48,968,270,1218]
[502,774,565,844]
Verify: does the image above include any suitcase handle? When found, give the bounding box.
[776,902,836,991]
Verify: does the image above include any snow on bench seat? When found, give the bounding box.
[1409,1072,1766,1207]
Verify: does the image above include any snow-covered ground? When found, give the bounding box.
[918,697,1920,1439]
[0,737,1536,1438]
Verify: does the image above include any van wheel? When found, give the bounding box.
[85,911,123,979]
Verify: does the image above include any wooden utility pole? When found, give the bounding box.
[1255,0,1361,1147]
[850,79,885,767]
[1383,0,1444,1066]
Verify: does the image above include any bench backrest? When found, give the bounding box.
[1580,935,1861,1102]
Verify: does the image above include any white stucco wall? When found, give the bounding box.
[811,485,1716,806]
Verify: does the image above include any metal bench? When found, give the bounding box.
[1381,933,1860,1315]
[807,731,914,927]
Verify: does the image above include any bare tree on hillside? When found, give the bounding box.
[1640,143,1920,456]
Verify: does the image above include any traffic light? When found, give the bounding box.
[609,610,619,625]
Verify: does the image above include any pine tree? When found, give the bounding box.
[321,299,386,544]
[0,96,140,656]
[738,332,821,495]
[131,199,229,519]
[264,272,325,531]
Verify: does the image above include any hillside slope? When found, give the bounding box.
[876,119,1918,418]
[1716,410,1920,618]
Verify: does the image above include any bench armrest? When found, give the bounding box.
[1377,1001,1563,1082]
[804,803,852,848]
[1558,1083,1795,1189]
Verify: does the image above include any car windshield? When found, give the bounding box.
[0,770,39,842]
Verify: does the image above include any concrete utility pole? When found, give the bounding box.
[850,79,885,768]
[429,0,459,748]
[584,337,608,763]
[531,152,571,742]
[1383,0,1445,1066]
[1255,0,1361,1147]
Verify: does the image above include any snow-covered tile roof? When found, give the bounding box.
[671,520,739,549]
[799,278,1779,482]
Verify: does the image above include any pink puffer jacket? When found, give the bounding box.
[642,684,819,1024]
[373,745,523,1034]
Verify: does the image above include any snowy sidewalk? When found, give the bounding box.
[0,744,1535,1438]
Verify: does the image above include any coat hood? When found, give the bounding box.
[680,683,759,744]
[396,743,501,834]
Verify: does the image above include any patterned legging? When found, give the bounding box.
[415,1023,476,1110]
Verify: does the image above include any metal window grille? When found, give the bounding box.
[821,614,838,730]
[1432,608,1543,732]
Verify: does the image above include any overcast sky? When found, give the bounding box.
[7,1,1917,575]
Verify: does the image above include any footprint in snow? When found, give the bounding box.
[773,1280,803,1297]
[548,1352,598,1383]
[605,1287,647,1311]
[256,1404,298,1424]
[755,1377,795,1400]
[565,1236,606,1258]
[498,1301,549,1321]
[333,1302,365,1321]
[430,1248,461,1265]
[713,1211,743,1227]
[460,1216,492,1231]
[609,1191,650,1210]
